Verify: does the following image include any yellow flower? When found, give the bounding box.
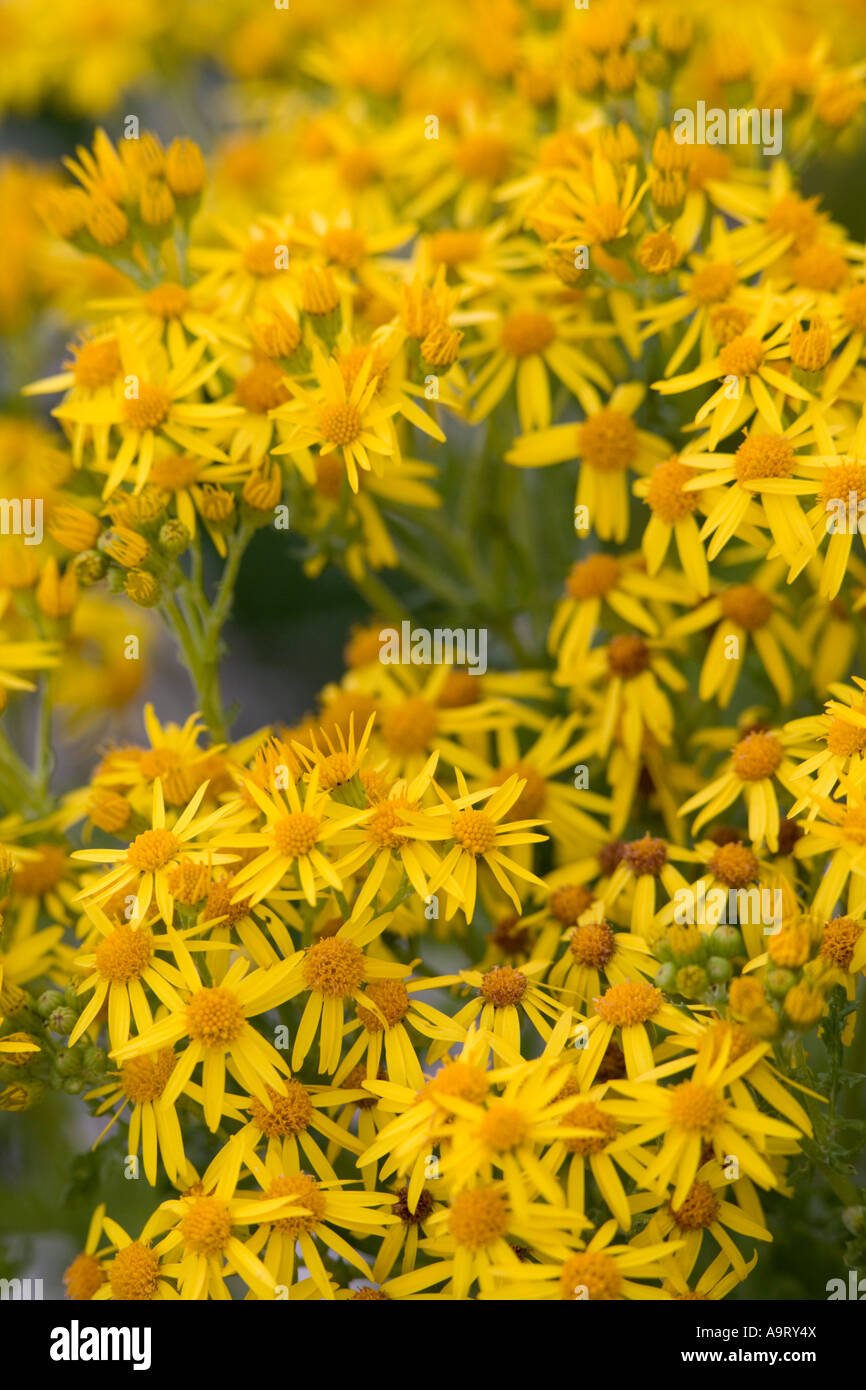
[507,382,670,543]
[73,778,240,926]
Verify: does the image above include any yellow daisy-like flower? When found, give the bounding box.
[667,568,806,709]
[53,336,242,494]
[73,778,239,926]
[653,284,813,449]
[507,382,670,543]
[633,458,710,595]
[90,1216,179,1301]
[428,771,548,922]
[631,1160,771,1281]
[604,1032,800,1206]
[85,1047,202,1187]
[548,917,656,1008]
[679,727,802,852]
[577,979,703,1086]
[486,1217,680,1301]
[217,763,371,908]
[271,345,402,494]
[548,551,693,683]
[240,1148,399,1301]
[786,676,866,816]
[143,1137,312,1300]
[110,937,302,1132]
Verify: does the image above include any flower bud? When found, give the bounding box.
[37,989,65,1018]
[165,139,207,198]
[71,549,108,585]
[48,504,102,553]
[155,520,190,557]
[85,196,129,249]
[139,179,175,235]
[86,789,132,834]
[124,569,161,607]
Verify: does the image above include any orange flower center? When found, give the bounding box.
[708,842,759,887]
[266,1173,327,1235]
[302,936,365,997]
[669,1180,721,1230]
[181,1197,233,1255]
[562,1100,616,1154]
[550,883,594,924]
[273,812,320,857]
[72,338,123,388]
[731,731,782,781]
[356,978,410,1031]
[186,987,245,1046]
[381,698,439,754]
[94,924,153,982]
[594,980,661,1026]
[570,920,616,967]
[448,1188,509,1249]
[480,965,528,1006]
[319,401,362,446]
[144,283,190,319]
[109,1242,161,1300]
[559,1250,622,1300]
[668,1080,728,1134]
[235,361,291,413]
[718,335,763,378]
[719,584,772,629]
[122,382,171,430]
[826,718,866,757]
[646,456,698,522]
[452,809,498,856]
[566,553,621,599]
[120,1048,176,1103]
[501,311,556,357]
[820,916,863,970]
[734,434,795,483]
[607,633,650,678]
[623,834,667,876]
[251,1081,313,1136]
[578,410,637,471]
[689,263,737,305]
[126,828,180,871]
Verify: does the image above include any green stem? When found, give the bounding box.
[843,980,866,1120]
[34,675,54,800]
[161,523,256,744]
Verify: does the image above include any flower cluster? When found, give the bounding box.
[2,0,866,1304]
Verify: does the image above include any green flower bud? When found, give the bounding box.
[706,955,733,983]
[47,1007,78,1036]
[158,520,191,556]
[766,967,798,999]
[55,1047,81,1076]
[675,964,708,998]
[654,962,677,992]
[81,1045,108,1077]
[62,1076,86,1095]
[71,549,108,585]
[37,989,65,1018]
[709,925,745,959]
